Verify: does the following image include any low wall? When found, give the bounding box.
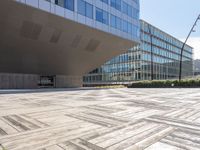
[0,73,83,89]
[56,75,82,88]
[0,73,38,89]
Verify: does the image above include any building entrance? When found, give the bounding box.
[38,75,56,88]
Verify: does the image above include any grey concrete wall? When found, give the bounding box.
[0,73,38,89]
[55,75,82,88]
[0,73,83,89]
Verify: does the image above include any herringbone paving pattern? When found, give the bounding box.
[0,88,200,150]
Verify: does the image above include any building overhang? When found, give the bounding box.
[0,0,138,76]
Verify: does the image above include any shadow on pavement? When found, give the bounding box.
[0,87,107,95]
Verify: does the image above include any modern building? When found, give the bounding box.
[194,59,200,76]
[84,20,193,85]
[0,0,140,88]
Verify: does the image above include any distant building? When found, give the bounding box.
[0,0,140,88]
[84,20,193,85]
[194,59,200,76]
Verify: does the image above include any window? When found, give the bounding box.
[133,8,139,19]
[122,2,128,14]
[65,0,74,11]
[55,0,65,7]
[115,0,121,10]
[122,20,128,33]
[110,0,121,11]
[86,3,93,19]
[111,14,137,35]
[78,0,93,19]
[96,8,109,25]
[100,0,109,4]
[122,2,134,18]
[133,0,138,4]
[110,14,121,30]
[111,15,115,28]
[55,0,74,11]
[78,0,85,15]
[128,22,132,34]
[116,16,121,30]
[127,5,132,17]
[133,25,139,38]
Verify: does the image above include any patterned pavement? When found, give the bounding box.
[0,88,200,150]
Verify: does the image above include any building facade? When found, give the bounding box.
[0,0,140,88]
[194,59,200,76]
[83,20,193,85]
[26,0,140,41]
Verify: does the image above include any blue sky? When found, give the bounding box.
[140,0,200,59]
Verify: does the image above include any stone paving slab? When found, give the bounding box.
[0,88,200,150]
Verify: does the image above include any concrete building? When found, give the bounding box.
[84,20,193,85]
[0,0,140,88]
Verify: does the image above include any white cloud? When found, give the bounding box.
[180,37,200,60]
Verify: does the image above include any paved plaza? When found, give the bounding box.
[0,88,200,150]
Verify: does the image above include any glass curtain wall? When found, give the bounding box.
[83,20,193,85]
[42,0,140,41]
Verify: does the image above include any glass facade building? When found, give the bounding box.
[16,0,140,42]
[84,20,193,85]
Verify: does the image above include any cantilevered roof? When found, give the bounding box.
[0,0,138,76]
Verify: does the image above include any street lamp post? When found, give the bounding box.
[179,14,200,81]
[147,24,154,80]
